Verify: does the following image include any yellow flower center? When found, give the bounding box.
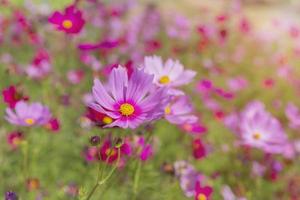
[12,138,21,145]
[25,118,35,125]
[102,116,113,124]
[62,19,73,29]
[197,194,207,200]
[159,75,170,84]
[165,106,171,115]
[120,103,135,116]
[253,132,261,140]
[105,148,117,157]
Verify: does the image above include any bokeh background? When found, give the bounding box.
[1,0,300,200]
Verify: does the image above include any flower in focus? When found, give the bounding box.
[5,101,51,127]
[164,96,198,125]
[90,66,169,129]
[7,131,24,149]
[194,181,213,200]
[143,56,196,95]
[48,5,85,34]
[2,85,28,108]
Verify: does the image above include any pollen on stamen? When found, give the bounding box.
[119,103,135,116]
[159,75,170,84]
[62,20,73,29]
[165,106,171,115]
[25,118,35,125]
[253,132,261,140]
[105,148,117,157]
[197,194,207,200]
[102,116,113,124]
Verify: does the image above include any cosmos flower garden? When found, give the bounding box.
[1,0,300,199]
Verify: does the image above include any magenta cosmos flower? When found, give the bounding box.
[48,5,85,34]
[5,101,51,127]
[194,181,213,200]
[143,56,196,95]
[90,66,169,129]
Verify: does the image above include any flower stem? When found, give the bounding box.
[86,148,121,200]
[133,160,142,199]
[21,140,29,183]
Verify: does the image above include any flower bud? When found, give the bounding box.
[90,136,100,146]
[114,138,123,148]
[5,191,18,200]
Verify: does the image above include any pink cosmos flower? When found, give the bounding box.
[143,56,196,95]
[227,76,248,92]
[5,101,51,127]
[67,69,85,84]
[164,96,198,125]
[25,49,51,79]
[228,101,289,155]
[83,146,98,162]
[80,54,102,71]
[174,161,203,197]
[251,161,266,177]
[26,61,51,79]
[132,136,153,161]
[90,66,169,129]
[48,5,85,34]
[221,185,247,200]
[166,14,191,40]
[285,102,300,129]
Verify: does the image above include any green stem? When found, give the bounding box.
[133,160,142,199]
[99,148,121,185]
[22,140,29,182]
[86,148,121,200]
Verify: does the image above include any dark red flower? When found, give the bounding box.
[99,140,131,164]
[45,118,60,132]
[192,139,206,160]
[2,85,28,108]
